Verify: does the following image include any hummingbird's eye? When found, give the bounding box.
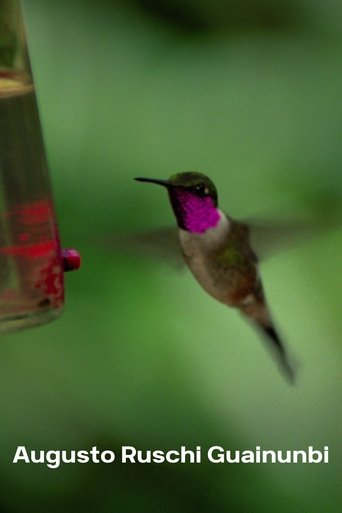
[194,183,207,196]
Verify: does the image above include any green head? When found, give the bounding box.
[135,172,220,233]
[167,172,218,204]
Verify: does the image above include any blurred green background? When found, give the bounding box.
[0,0,341,511]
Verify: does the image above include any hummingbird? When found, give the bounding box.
[135,171,295,382]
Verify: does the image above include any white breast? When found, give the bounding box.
[178,210,232,303]
[179,210,230,256]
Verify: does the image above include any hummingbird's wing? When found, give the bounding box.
[249,217,342,261]
[248,219,322,261]
[246,189,342,261]
[102,226,185,269]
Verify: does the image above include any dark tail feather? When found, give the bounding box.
[262,325,296,384]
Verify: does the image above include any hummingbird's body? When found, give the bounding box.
[179,211,255,308]
[135,172,294,381]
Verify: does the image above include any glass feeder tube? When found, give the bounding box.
[0,0,79,333]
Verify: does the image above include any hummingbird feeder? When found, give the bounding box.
[0,0,80,333]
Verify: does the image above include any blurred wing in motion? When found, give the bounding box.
[248,219,321,261]
[247,190,342,261]
[101,190,341,266]
[102,226,184,269]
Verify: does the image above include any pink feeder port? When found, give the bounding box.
[61,249,81,272]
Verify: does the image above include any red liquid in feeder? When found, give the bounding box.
[0,77,64,331]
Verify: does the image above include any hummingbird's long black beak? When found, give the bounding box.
[134,177,171,187]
